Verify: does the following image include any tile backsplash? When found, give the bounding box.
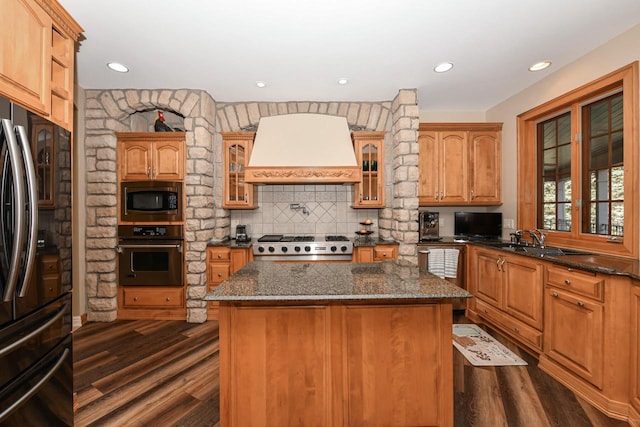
[230,185,380,238]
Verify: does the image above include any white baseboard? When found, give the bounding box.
[72,315,83,331]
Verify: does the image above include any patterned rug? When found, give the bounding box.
[453,324,527,366]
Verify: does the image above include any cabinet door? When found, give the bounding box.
[544,287,604,389]
[230,248,250,274]
[222,133,257,209]
[631,285,640,414]
[353,247,374,263]
[352,132,385,208]
[469,131,501,204]
[439,131,469,204]
[503,255,543,329]
[0,0,51,116]
[31,120,55,208]
[418,131,439,205]
[153,140,184,180]
[474,250,502,307]
[119,140,152,180]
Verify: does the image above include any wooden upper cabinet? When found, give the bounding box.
[222,132,257,209]
[418,123,502,206]
[0,0,52,116]
[117,133,186,181]
[0,0,82,130]
[352,131,385,208]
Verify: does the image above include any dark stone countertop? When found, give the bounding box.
[207,237,253,249]
[353,237,400,247]
[204,260,471,302]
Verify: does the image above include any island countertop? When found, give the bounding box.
[204,260,471,302]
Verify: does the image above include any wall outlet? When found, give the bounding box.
[503,218,515,230]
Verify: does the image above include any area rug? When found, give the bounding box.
[452,324,527,366]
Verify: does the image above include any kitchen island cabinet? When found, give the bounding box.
[205,261,470,427]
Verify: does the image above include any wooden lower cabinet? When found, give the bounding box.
[631,284,640,426]
[538,267,632,421]
[353,244,398,262]
[207,246,252,320]
[467,246,543,353]
[118,286,185,320]
[219,301,453,426]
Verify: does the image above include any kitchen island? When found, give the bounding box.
[205,260,471,427]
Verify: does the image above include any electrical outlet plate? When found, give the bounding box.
[503,219,515,229]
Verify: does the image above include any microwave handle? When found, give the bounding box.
[123,187,128,215]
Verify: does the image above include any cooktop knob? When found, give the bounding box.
[268,246,275,253]
[341,245,348,252]
[294,246,301,252]
[258,246,265,253]
[330,246,337,252]
[304,246,311,252]
[281,246,288,253]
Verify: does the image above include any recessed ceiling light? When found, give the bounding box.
[434,62,454,73]
[107,62,129,73]
[256,81,266,88]
[337,78,349,85]
[529,60,552,72]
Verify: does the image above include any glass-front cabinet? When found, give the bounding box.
[222,132,257,209]
[31,118,55,208]
[352,131,385,208]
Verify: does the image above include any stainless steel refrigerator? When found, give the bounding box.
[0,96,73,425]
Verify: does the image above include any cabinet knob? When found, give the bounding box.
[382,252,387,257]
[470,190,475,200]
[577,301,585,307]
[166,297,171,302]
[564,279,571,285]
[514,327,520,333]
[552,292,558,297]
[217,273,222,277]
[147,166,151,177]
[133,296,139,302]
[217,254,222,259]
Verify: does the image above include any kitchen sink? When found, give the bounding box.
[483,242,591,256]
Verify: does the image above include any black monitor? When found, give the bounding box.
[454,212,502,240]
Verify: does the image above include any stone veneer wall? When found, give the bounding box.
[81,90,420,322]
[385,89,420,261]
[83,89,216,322]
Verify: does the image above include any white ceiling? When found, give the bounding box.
[60,0,640,112]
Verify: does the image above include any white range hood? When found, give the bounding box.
[244,114,360,184]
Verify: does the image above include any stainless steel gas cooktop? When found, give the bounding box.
[253,235,353,261]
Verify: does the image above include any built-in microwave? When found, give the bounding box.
[120,181,183,223]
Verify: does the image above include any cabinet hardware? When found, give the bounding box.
[552,292,558,297]
[470,189,475,200]
[133,296,139,302]
[217,273,222,278]
[147,166,151,177]
[166,297,170,302]
[564,279,571,285]
[514,327,520,333]
[577,301,585,307]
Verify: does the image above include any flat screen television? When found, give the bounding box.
[454,212,502,240]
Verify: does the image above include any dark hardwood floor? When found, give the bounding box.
[73,318,629,427]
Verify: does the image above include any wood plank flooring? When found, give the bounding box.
[73,318,629,427]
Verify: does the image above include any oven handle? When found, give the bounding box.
[117,243,183,253]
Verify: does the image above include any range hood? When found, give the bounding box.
[244,114,360,184]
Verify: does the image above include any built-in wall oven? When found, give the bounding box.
[120,181,183,223]
[117,225,183,287]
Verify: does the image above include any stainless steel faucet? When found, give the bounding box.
[526,229,546,248]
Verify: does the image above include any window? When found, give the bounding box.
[518,62,638,258]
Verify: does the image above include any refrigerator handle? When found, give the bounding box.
[1,119,26,302]
[15,125,38,297]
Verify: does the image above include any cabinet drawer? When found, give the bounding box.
[374,245,396,261]
[123,287,184,308]
[208,247,231,261]
[546,265,604,301]
[476,299,542,352]
[40,255,60,273]
[209,265,230,284]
